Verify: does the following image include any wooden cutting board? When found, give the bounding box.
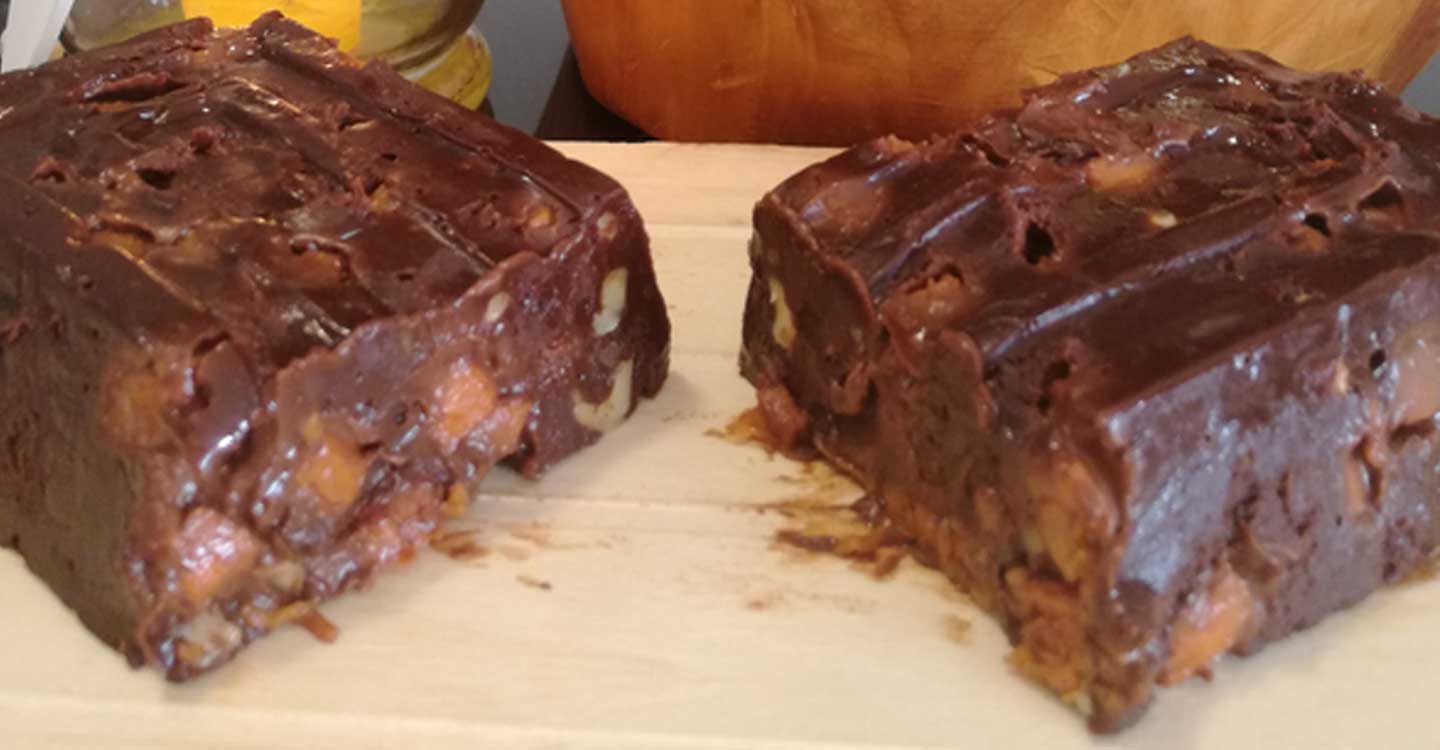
[3,142,1438,749]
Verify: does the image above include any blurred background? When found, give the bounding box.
[492,2,1440,140]
[5,1,1440,142]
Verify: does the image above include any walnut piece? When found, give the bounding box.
[593,268,629,336]
[573,360,635,433]
[1085,152,1158,192]
[1025,453,1118,583]
[484,293,511,324]
[768,277,797,350]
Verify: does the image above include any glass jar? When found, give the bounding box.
[62,0,491,107]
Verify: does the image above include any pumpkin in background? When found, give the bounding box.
[561,0,1440,146]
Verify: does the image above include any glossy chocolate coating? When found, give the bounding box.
[742,38,1440,731]
[0,15,669,676]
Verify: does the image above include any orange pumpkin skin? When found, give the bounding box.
[563,0,1440,145]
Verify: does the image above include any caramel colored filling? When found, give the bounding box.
[1159,564,1255,686]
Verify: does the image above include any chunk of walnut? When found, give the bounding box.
[573,360,634,433]
[1024,451,1118,583]
[173,611,244,671]
[596,212,619,241]
[1085,152,1159,192]
[593,268,629,336]
[768,277,797,350]
[484,293,510,324]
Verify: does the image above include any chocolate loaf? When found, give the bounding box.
[0,15,669,676]
[741,39,1440,730]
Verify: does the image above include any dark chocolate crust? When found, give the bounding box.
[0,15,669,676]
[741,38,1440,731]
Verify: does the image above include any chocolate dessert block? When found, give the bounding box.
[741,39,1440,731]
[0,15,669,676]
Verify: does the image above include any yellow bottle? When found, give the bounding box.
[63,0,489,107]
[183,1,362,50]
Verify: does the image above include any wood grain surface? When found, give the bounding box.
[3,142,1439,749]
[563,1,1440,145]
